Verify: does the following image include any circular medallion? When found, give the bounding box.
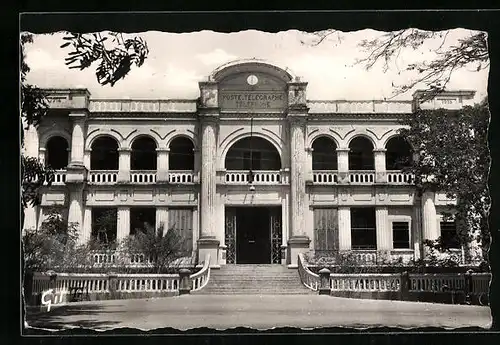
[247,74,258,85]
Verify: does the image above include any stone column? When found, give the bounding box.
[287,115,310,267]
[413,203,423,260]
[83,149,91,171]
[376,206,391,261]
[198,116,220,267]
[156,207,169,234]
[156,148,169,183]
[67,185,84,235]
[373,148,387,183]
[23,205,38,232]
[336,148,350,183]
[38,148,46,166]
[80,206,92,245]
[68,113,86,167]
[338,207,351,251]
[116,207,130,242]
[117,148,131,183]
[421,191,438,258]
[305,147,314,183]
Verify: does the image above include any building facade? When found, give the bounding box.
[22,60,478,267]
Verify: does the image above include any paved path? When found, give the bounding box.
[26,295,492,331]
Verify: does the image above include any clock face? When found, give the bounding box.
[247,74,258,86]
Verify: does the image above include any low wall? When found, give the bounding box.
[331,291,401,301]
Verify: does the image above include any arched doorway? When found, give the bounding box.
[349,136,374,170]
[46,136,69,169]
[386,136,413,170]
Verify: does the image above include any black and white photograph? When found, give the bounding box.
[19,12,495,334]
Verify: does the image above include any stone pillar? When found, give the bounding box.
[39,148,46,166]
[336,148,350,183]
[23,205,38,232]
[23,119,39,158]
[305,147,314,183]
[413,203,423,260]
[287,115,310,267]
[156,207,169,234]
[421,191,438,241]
[80,206,92,245]
[117,148,131,183]
[338,207,351,251]
[156,148,169,183]
[198,116,220,267]
[373,148,387,183]
[376,206,391,262]
[67,185,84,235]
[68,113,87,167]
[83,149,91,171]
[116,207,130,242]
[421,191,438,257]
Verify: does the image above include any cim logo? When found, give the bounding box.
[41,289,68,312]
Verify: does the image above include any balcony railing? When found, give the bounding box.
[348,170,375,184]
[222,170,289,185]
[312,171,339,184]
[130,170,157,184]
[386,171,414,184]
[88,170,118,184]
[168,171,196,184]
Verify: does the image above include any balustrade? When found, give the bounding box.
[312,171,339,184]
[409,273,465,292]
[298,253,319,291]
[168,171,195,184]
[348,171,375,184]
[386,171,414,184]
[130,170,157,184]
[190,254,211,291]
[330,273,401,292]
[88,170,118,184]
[223,170,288,185]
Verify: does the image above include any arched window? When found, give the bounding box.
[169,137,194,171]
[46,136,69,169]
[225,137,281,170]
[131,136,157,170]
[91,136,119,170]
[386,136,413,170]
[312,137,337,170]
[349,137,374,170]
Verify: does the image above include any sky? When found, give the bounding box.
[23,29,489,102]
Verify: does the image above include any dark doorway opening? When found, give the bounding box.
[235,207,272,264]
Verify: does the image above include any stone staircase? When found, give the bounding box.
[192,264,315,295]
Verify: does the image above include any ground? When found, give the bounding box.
[25,295,492,331]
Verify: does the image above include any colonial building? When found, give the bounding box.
[22,59,478,267]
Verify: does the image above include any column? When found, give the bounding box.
[305,147,313,183]
[287,116,310,267]
[198,117,220,267]
[373,148,387,183]
[413,203,423,260]
[23,205,38,232]
[281,191,289,264]
[156,207,169,234]
[23,119,39,158]
[376,206,391,261]
[80,206,92,245]
[421,191,438,258]
[117,148,131,183]
[421,191,438,241]
[67,186,84,235]
[68,113,86,167]
[83,149,91,170]
[39,148,46,166]
[336,148,350,183]
[116,207,130,242]
[193,147,201,183]
[156,148,169,183]
[338,207,351,251]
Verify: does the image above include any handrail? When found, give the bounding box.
[298,253,319,291]
[190,253,211,291]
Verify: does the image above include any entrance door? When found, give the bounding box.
[236,207,271,264]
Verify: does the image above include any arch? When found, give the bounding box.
[128,130,162,149]
[90,135,119,170]
[169,136,195,171]
[46,136,69,170]
[39,129,72,151]
[385,135,414,170]
[85,130,123,151]
[225,136,281,171]
[209,59,296,82]
[346,133,377,148]
[349,136,375,170]
[220,132,284,170]
[311,136,338,171]
[308,132,340,149]
[166,133,196,149]
[131,135,157,170]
